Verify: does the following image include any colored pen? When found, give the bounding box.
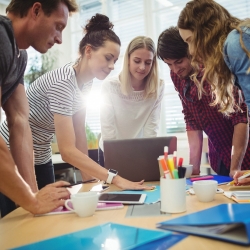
[228,170,250,186]
[177,157,184,168]
[178,166,186,178]
[160,158,173,179]
[190,175,214,182]
[164,146,168,160]
[158,156,164,178]
[167,158,175,178]
[173,151,177,169]
[165,170,172,179]
[173,169,179,179]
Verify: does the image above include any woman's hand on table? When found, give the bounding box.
[112,175,155,190]
[30,181,71,215]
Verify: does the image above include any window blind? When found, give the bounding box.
[74,0,250,135]
[2,0,248,134]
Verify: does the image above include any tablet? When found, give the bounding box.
[98,193,146,204]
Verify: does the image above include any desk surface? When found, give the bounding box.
[0,183,248,250]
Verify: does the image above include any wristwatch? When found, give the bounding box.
[106,169,118,184]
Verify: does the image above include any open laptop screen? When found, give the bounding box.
[103,136,177,182]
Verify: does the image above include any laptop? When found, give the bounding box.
[103,136,177,182]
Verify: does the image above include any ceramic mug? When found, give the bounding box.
[183,164,193,178]
[65,192,99,217]
[193,180,218,202]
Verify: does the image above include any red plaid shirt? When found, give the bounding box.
[171,71,250,173]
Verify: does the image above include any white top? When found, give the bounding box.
[99,75,165,151]
[0,63,92,164]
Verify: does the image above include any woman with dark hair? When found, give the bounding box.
[0,14,152,192]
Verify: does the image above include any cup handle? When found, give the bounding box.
[64,199,74,211]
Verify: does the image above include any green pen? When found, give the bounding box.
[173,169,179,179]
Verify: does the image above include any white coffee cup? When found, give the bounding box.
[65,192,99,217]
[183,164,193,178]
[193,180,218,202]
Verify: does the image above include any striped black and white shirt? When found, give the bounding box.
[0,63,92,165]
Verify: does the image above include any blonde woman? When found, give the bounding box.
[99,36,164,166]
[178,0,250,115]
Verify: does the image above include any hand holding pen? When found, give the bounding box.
[231,170,250,186]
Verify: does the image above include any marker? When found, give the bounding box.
[165,170,172,179]
[158,156,164,178]
[178,157,184,168]
[164,146,168,160]
[167,158,175,178]
[178,166,186,178]
[173,151,177,169]
[190,175,214,182]
[173,169,179,179]
[160,158,173,179]
[164,146,169,169]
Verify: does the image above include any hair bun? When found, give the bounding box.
[84,13,114,34]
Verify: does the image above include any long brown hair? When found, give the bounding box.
[178,0,247,115]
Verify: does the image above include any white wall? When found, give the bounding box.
[0,3,6,14]
[53,18,73,67]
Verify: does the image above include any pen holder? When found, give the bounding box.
[160,176,186,213]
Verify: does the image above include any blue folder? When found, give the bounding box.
[12,222,185,250]
[157,204,250,246]
[186,175,233,186]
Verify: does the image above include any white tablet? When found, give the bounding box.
[98,193,146,204]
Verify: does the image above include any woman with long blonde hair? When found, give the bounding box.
[177,0,250,115]
[99,36,164,166]
[177,0,250,183]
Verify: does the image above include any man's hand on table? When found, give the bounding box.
[28,181,71,215]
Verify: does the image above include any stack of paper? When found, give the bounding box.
[224,191,250,203]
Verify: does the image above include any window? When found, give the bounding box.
[74,0,187,134]
[73,0,250,135]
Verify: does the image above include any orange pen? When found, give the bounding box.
[160,158,173,179]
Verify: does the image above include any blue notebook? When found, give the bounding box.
[186,175,233,186]
[157,204,250,245]
[13,223,184,250]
